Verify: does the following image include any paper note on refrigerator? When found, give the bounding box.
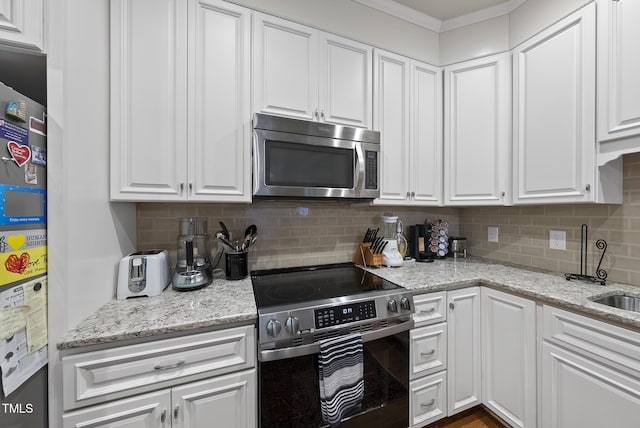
[0,280,48,396]
[0,306,28,339]
[23,277,47,353]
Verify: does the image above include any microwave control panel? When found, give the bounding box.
[365,151,378,189]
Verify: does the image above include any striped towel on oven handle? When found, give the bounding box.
[318,333,364,427]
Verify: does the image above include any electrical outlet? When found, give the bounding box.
[488,226,499,243]
[550,230,566,250]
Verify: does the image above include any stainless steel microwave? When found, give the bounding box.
[252,113,380,200]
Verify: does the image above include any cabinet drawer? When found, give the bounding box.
[410,323,447,380]
[409,371,447,428]
[62,325,255,411]
[413,292,446,327]
[543,305,640,376]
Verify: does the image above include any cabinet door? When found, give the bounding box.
[373,49,411,203]
[409,371,447,428]
[598,0,640,143]
[481,288,536,428]
[253,13,318,121]
[446,287,481,416]
[319,33,372,128]
[513,4,596,204]
[188,0,251,202]
[110,0,188,201]
[541,342,640,428]
[444,53,510,206]
[411,61,443,205]
[63,389,171,428]
[172,369,256,428]
[0,0,44,51]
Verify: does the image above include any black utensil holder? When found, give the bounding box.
[225,252,248,280]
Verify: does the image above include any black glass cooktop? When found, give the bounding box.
[251,263,402,309]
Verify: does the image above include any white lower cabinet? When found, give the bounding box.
[447,287,482,416]
[63,370,256,428]
[541,305,640,428]
[409,371,447,428]
[61,326,257,428]
[481,288,536,428]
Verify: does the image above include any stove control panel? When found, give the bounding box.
[314,301,377,329]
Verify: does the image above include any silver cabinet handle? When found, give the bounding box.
[411,191,415,199]
[154,360,185,371]
[449,302,455,310]
[406,191,411,199]
[421,399,436,408]
[179,182,184,195]
[419,307,436,314]
[501,190,506,197]
[420,349,436,357]
[314,109,319,119]
[173,405,179,419]
[189,182,193,194]
[320,109,325,119]
[585,184,591,191]
[160,410,166,423]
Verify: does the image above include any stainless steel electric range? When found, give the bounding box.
[251,263,414,428]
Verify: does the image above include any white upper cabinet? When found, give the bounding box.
[188,0,251,202]
[110,0,188,201]
[444,53,510,206]
[374,49,442,206]
[597,0,640,162]
[0,0,44,51]
[512,3,618,204]
[253,13,372,128]
[110,0,251,202]
[374,49,411,203]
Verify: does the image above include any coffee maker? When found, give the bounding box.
[409,224,434,262]
[172,217,213,290]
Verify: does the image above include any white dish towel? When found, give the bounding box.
[318,333,364,427]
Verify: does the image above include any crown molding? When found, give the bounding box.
[351,0,442,32]
[352,0,528,33]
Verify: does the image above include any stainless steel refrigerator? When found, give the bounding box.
[0,80,47,428]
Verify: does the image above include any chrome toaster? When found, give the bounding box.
[117,250,171,299]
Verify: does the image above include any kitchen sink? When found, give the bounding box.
[591,294,640,313]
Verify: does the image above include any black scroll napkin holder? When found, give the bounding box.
[565,224,608,285]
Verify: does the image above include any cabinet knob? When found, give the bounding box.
[406,191,411,198]
[160,410,166,423]
[314,109,319,119]
[410,191,415,199]
[179,182,184,195]
[585,184,591,191]
[449,302,455,310]
[320,109,325,119]
[501,190,506,197]
[173,406,179,419]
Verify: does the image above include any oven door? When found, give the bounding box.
[253,128,379,199]
[258,329,409,428]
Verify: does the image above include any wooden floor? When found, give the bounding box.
[427,406,507,428]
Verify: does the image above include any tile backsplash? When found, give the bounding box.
[137,153,640,287]
[459,153,640,286]
[138,202,460,271]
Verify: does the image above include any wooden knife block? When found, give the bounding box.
[353,243,383,267]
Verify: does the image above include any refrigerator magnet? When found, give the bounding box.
[6,141,31,167]
[25,164,37,185]
[0,118,29,145]
[28,113,46,136]
[5,101,26,123]
[31,145,46,166]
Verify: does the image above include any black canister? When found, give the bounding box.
[225,252,248,280]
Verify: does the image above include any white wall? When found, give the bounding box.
[439,15,509,66]
[47,1,136,427]
[230,0,440,64]
[510,0,592,48]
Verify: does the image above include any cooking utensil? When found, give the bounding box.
[241,224,257,250]
[219,221,230,239]
[216,233,238,253]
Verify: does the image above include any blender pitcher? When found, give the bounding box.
[172,217,213,290]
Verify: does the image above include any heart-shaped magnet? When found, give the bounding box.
[7,141,31,167]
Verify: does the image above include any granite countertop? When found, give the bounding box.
[366,258,640,331]
[59,257,640,351]
[57,274,257,350]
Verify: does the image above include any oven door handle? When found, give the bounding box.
[258,319,414,362]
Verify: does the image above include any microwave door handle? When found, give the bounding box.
[354,144,364,191]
